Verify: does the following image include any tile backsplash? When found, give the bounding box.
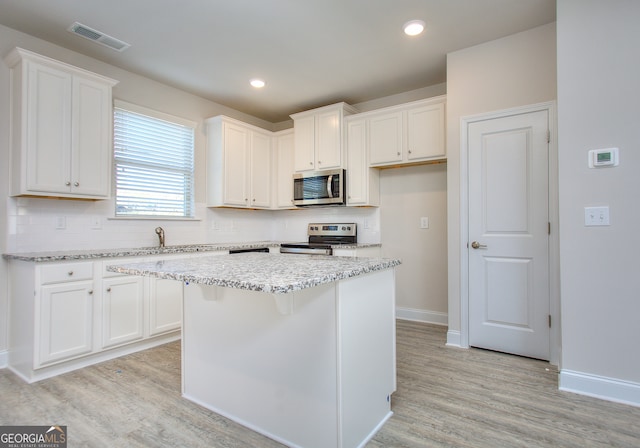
[5,197,380,253]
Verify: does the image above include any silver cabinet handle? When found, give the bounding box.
[106,287,112,292]
[65,181,71,186]
[68,271,74,276]
[74,182,79,187]
[88,290,93,295]
[471,241,487,249]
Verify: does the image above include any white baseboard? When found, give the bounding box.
[560,369,640,408]
[395,307,447,326]
[446,330,463,348]
[0,350,8,369]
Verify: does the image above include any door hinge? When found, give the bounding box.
[547,130,551,143]
[548,314,552,328]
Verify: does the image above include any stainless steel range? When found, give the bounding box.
[280,223,357,255]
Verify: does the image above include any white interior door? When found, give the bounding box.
[468,110,550,360]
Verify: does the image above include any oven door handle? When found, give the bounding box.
[327,174,334,198]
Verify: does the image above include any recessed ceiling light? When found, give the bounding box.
[250,79,266,88]
[403,20,425,36]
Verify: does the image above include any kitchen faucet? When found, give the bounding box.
[155,227,165,248]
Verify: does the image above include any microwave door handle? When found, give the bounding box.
[327,175,334,198]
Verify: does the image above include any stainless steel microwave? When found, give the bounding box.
[293,169,345,206]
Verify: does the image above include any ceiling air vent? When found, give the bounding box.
[67,22,131,52]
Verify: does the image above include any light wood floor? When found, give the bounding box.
[1,320,639,447]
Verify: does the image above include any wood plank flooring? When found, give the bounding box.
[1,320,639,447]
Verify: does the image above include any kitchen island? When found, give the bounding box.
[109,252,400,448]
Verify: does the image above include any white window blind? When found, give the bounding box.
[114,103,195,218]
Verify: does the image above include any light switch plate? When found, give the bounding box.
[420,217,429,229]
[584,206,610,226]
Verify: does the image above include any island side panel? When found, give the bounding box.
[182,282,340,448]
[337,268,397,448]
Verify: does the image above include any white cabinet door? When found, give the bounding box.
[71,75,112,197]
[346,118,379,206]
[38,281,94,366]
[101,276,145,349]
[274,130,295,209]
[207,116,274,209]
[250,131,272,208]
[291,103,357,172]
[406,102,445,161]
[149,278,183,336]
[293,114,315,172]
[316,108,342,170]
[363,97,446,168]
[222,121,250,207]
[25,60,73,194]
[5,48,117,199]
[368,111,403,166]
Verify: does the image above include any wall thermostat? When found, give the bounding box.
[588,147,619,168]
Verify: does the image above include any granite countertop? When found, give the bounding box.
[107,252,400,294]
[2,242,381,262]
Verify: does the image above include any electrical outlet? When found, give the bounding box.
[420,217,429,229]
[90,216,102,230]
[55,216,66,230]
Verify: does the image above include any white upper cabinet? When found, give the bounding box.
[273,129,296,209]
[345,117,379,206]
[290,102,358,172]
[4,48,118,199]
[367,96,446,167]
[206,116,272,209]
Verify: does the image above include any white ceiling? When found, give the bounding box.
[0,0,556,122]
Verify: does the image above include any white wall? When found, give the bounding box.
[445,23,557,337]
[557,0,640,404]
[380,164,448,324]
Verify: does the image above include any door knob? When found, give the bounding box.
[471,241,487,249]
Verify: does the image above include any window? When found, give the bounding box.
[113,101,196,218]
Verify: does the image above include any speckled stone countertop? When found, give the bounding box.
[107,252,400,294]
[3,242,381,262]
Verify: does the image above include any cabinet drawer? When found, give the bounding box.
[40,262,94,284]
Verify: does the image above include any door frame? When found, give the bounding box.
[459,101,560,365]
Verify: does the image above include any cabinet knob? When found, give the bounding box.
[106,287,111,292]
[408,150,412,154]
[88,290,93,295]
[397,152,401,156]
[309,162,313,166]
[74,182,79,187]
[65,181,71,186]
[68,271,74,276]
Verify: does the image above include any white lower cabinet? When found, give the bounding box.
[101,275,145,349]
[7,255,189,383]
[38,280,94,366]
[149,277,183,336]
